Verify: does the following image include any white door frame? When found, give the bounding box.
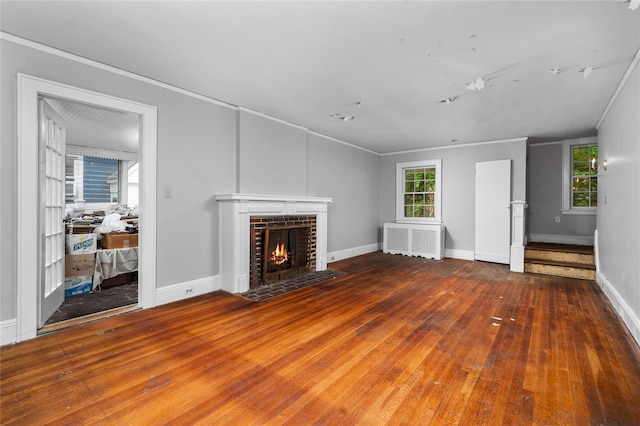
[17,74,157,342]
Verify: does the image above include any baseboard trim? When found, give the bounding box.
[596,270,640,349]
[155,275,221,306]
[328,243,381,263]
[529,233,594,246]
[1,318,17,346]
[444,249,475,261]
[474,253,510,264]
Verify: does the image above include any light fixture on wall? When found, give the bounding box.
[591,157,608,171]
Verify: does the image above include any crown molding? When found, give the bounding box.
[597,47,640,130]
[381,137,528,156]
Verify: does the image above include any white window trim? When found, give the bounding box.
[561,137,597,215]
[395,159,442,224]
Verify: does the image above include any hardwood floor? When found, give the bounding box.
[2,252,640,425]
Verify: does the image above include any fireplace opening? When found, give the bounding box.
[262,225,311,285]
[249,215,317,289]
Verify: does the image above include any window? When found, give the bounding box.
[66,154,120,204]
[65,154,139,208]
[396,159,442,223]
[571,145,598,208]
[562,137,597,214]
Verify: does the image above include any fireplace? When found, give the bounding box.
[250,216,316,288]
[216,193,332,294]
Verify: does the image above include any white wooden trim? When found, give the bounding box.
[16,74,157,342]
[527,140,563,147]
[0,319,17,346]
[308,131,380,156]
[395,159,442,223]
[444,248,475,260]
[596,270,640,349]
[1,32,236,111]
[155,275,221,306]
[528,233,594,246]
[328,243,381,263]
[561,137,598,214]
[382,137,528,156]
[597,47,640,130]
[238,106,308,132]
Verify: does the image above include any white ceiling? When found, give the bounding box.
[44,97,140,154]
[2,1,639,154]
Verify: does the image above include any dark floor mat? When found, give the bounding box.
[45,283,138,325]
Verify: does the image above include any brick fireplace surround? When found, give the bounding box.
[216,194,332,294]
[250,215,316,288]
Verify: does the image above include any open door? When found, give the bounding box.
[475,159,511,264]
[38,99,66,327]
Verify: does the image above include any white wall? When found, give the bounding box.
[236,110,382,258]
[307,133,381,258]
[380,139,528,258]
[0,38,381,330]
[237,109,308,195]
[596,56,640,345]
[1,39,235,322]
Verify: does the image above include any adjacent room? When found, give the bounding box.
[1,1,639,424]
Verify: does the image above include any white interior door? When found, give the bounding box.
[475,159,511,264]
[39,99,66,327]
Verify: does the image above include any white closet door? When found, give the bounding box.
[475,159,511,264]
[39,99,67,327]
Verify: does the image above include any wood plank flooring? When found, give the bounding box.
[2,252,640,425]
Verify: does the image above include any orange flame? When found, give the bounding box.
[270,243,288,265]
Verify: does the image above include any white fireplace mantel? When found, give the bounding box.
[216,193,332,293]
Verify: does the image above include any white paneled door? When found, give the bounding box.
[475,159,511,264]
[39,99,66,327]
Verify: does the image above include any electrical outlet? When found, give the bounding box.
[184,288,194,295]
[555,216,561,223]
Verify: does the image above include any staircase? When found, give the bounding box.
[524,243,596,280]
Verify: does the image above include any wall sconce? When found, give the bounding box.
[591,157,608,171]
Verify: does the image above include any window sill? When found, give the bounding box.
[395,219,443,225]
[561,209,596,216]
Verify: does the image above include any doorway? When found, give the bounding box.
[17,74,157,342]
[39,95,142,328]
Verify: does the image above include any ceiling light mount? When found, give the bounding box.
[330,113,355,122]
[465,77,485,91]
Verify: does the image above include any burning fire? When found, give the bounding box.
[270,243,288,265]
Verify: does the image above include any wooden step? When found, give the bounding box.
[525,243,594,265]
[524,259,596,280]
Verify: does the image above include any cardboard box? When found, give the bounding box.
[102,232,138,249]
[65,253,96,278]
[66,233,97,254]
[65,224,93,234]
[64,276,93,297]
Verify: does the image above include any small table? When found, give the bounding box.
[93,247,138,289]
